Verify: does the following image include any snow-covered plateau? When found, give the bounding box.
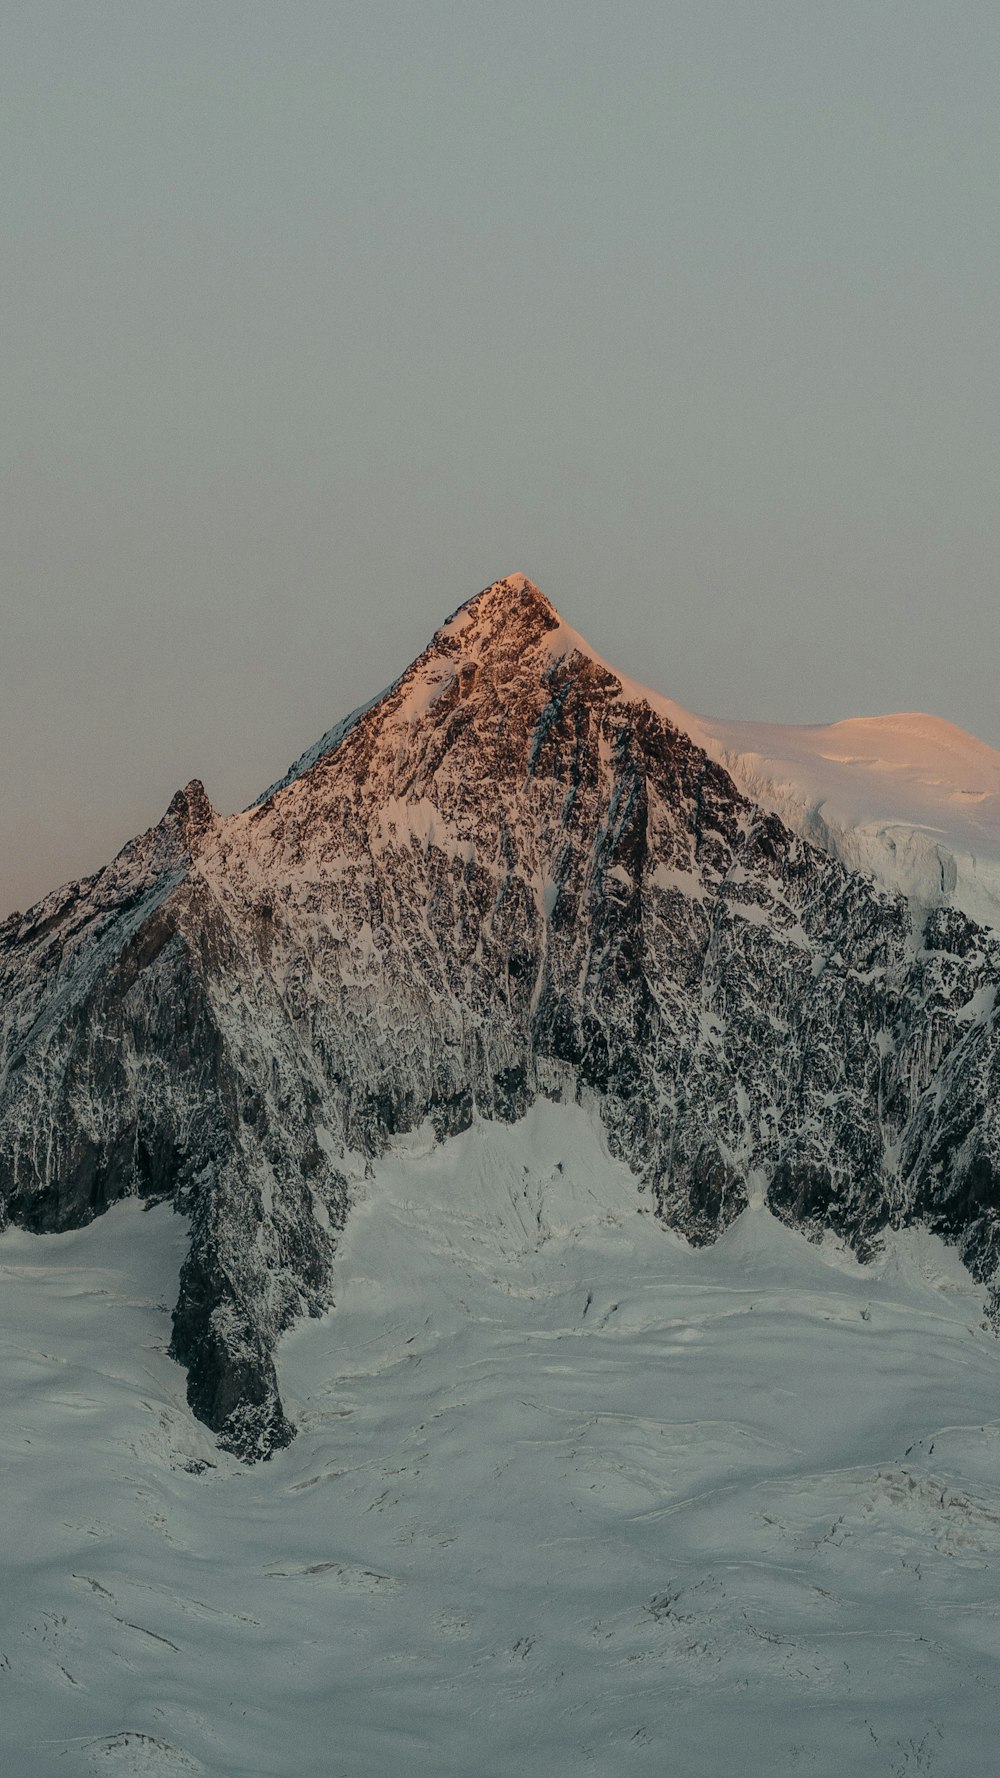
[689,710,1000,931]
[3,573,1000,1771]
[4,1102,999,1776]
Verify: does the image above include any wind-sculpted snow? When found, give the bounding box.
[4,1111,1000,1777]
[693,710,1000,929]
[3,574,1000,1456]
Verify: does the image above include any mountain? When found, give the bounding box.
[689,708,1000,928]
[3,573,1000,1460]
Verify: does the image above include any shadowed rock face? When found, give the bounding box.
[3,574,1000,1457]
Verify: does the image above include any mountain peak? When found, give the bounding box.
[111,778,218,885]
[11,558,1000,1488]
[164,778,216,841]
[251,575,586,806]
[437,573,561,647]
[151,778,217,864]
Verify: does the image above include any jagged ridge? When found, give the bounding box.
[3,574,1000,1457]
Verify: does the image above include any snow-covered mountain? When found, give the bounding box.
[690,708,1000,929]
[3,573,1000,1467]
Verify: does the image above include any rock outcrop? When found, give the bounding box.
[3,575,1000,1456]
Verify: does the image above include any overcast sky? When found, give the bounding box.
[4,2,1000,915]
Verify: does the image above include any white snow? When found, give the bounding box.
[3,1103,1000,1776]
[679,711,1000,930]
[598,666,1000,928]
[253,693,388,805]
[246,575,1000,930]
[436,579,1000,929]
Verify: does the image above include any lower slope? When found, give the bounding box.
[2,1102,998,1778]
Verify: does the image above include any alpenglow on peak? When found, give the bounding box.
[437,573,562,645]
[4,568,1000,1462]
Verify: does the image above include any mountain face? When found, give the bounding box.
[3,574,1000,1460]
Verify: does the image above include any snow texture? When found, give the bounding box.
[689,710,1000,930]
[2,1105,998,1776]
[4,575,1000,1464]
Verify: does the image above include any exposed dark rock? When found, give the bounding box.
[4,573,1000,1456]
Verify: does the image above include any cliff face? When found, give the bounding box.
[3,575,1000,1457]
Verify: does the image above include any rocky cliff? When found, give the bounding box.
[3,575,1000,1456]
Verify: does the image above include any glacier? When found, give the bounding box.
[2,1101,998,1775]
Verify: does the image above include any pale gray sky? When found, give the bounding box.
[4,2,1000,915]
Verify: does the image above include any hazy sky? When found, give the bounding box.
[4,2,1000,915]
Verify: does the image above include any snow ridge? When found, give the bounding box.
[692,710,1000,929]
[3,574,1000,1461]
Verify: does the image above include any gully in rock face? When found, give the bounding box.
[3,575,1000,1457]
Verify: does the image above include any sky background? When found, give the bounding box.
[3,1,1000,915]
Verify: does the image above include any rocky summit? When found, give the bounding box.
[3,574,1000,1459]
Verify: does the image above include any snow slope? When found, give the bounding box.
[687,711,1000,929]
[8,573,1000,1458]
[4,1100,999,1777]
[426,582,1000,927]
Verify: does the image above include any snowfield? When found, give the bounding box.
[3,1100,999,1777]
[690,710,1000,929]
